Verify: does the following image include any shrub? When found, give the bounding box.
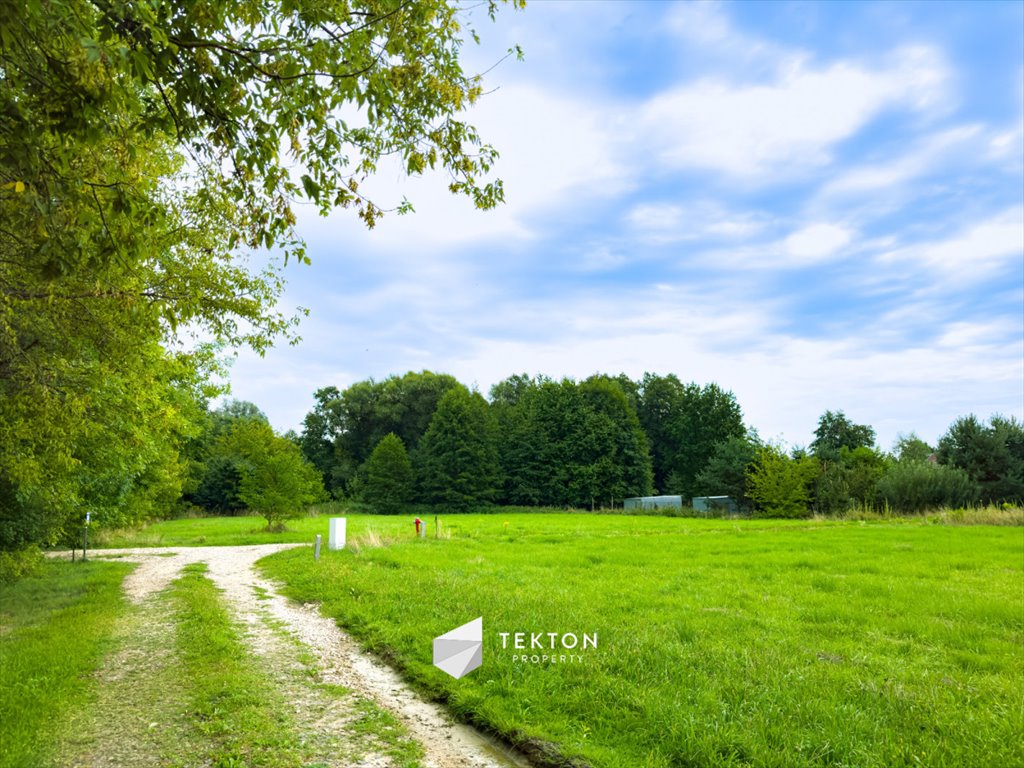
[746,444,818,518]
[875,461,977,513]
[0,547,42,585]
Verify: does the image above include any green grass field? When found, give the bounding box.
[256,514,1024,768]
[0,559,132,767]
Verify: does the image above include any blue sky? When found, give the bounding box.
[224,0,1024,452]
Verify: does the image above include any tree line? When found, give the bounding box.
[4,362,1022,557]
[260,370,1022,517]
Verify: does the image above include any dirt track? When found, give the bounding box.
[60,545,527,768]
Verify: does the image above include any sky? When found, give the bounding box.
[222,0,1024,452]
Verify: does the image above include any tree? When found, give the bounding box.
[694,434,760,512]
[746,444,818,519]
[218,419,324,530]
[299,386,345,494]
[183,400,269,514]
[636,373,685,492]
[491,376,652,508]
[894,433,934,463]
[300,371,463,496]
[937,415,1024,504]
[1,1,518,551]
[0,332,210,549]
[813,446,889,515]
[5,1,517,271]
[491,374,547,505]
[575,376,653,508]
[635,376,745,499]
[809,411,876,462]
[416,387,501,510]
[363,433,414,515]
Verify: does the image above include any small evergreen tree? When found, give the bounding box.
[363,433,414,515]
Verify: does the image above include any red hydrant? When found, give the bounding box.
[414,517,422,537]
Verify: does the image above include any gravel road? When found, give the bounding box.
[69,545,529,768]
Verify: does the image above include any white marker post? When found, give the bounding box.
[328,518,346,551]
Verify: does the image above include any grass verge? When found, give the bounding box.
[0,559,132,768]
[259,515,1024,768]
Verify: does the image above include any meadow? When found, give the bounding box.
[254,513,1023,768]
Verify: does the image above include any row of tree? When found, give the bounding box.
[284,371,1023,516]
[720,412,1022,517]
[292,371,747,510]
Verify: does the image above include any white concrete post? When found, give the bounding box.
[328,518,346,550]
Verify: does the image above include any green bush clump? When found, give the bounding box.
[876,461,977,513]
[0,547,42,585]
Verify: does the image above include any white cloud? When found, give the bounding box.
[436,290,1021,451]
[783,223,854,262]
[576,245,628,272]
[665,2,733,46]
[664,1,800,74]
[296,83,627,252]
[220,1,1023,460]
[627,204,685,231]
[819,125,982,199]
[625,201,771,243]
[879,207,1024,283]
[697,220,857,270]
[638,47,950,179]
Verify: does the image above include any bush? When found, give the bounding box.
[875,461,977,513]
[746,444,818,518]
[814,447,889,515]
[0,547,43,585]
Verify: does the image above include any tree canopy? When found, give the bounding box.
[809,410,877,461]
[1,1,520,548]
[938,415,1024,504]
[636,375,745,497]
[217,418,324,529]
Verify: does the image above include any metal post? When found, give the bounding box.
[314,534,322,560]
[82,524,88,561]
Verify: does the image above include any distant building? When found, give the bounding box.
[692,495,739,516]
[624,495,684,511]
